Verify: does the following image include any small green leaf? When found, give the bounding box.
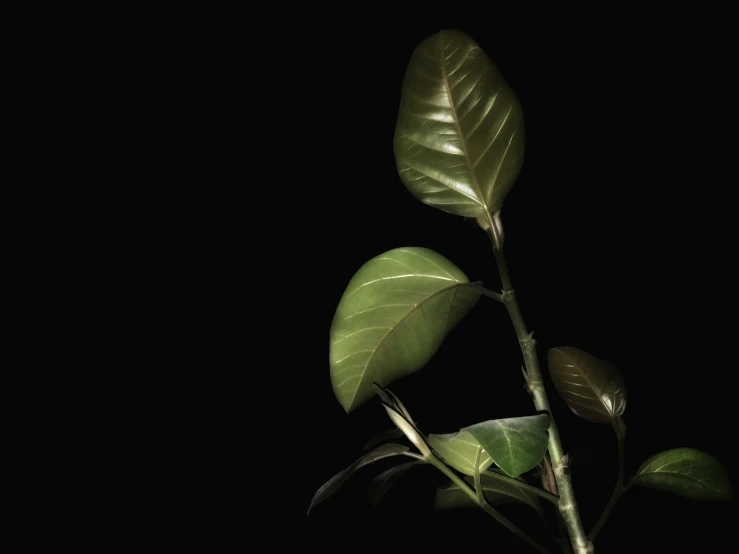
[394,29,525,219]
[463,415,550,477]
[329,247,480,412]
[428,431,494,476]
[307,443,409,514]
[632,447,732,501]
[435,472,541,510]
[368,462,420,507]
[548,346,626,424]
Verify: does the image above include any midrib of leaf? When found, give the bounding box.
[640,470,714,490]
[345,280,468,408]
[440,40,487,215]
[563,362,612,416]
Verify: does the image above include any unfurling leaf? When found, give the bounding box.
[435,472,541,511]
[548,346,626,424]
[368,462,420,506]
[329,247,480,412]
[307,443,409,514]
[394,29,525,221]
[631,447,732,501]
[373,383,416,425]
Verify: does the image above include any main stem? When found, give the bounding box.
[486,224,593,554]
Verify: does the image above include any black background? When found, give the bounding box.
[126,14,735,553]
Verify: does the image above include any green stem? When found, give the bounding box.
[401,451,425,461]
[481,469,560,505]
[474,447,485,503]
[588,420,626,541]
[427,455,552,554]
[486,220,593,554]
[468,281,504,302]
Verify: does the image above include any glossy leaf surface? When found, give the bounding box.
[368,461,419,506]
[435,472,541,510]
[329,247,479,412]
[548,346,626,424]
[307,443,409,514]
[463,415,550,477]
[394,29,525,219]
[427,431,493,476]
[632,447,732,501]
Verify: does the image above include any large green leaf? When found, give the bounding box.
[329,247,480,412]
[394,29,525,220]
[307,443,409,514]
[427,431,494,476]
[463,415,550,477]
[632,447,733,501]
[435,472,541,511]
[548,346,626,424]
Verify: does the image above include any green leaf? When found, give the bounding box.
[394,29,525,220]
[427,431,494,476]
[435,472,541,511]
[632,447,733,501]
[329,247,480,412]
[307,443,409,514]
[548,346,626,424]
[463,415,550,477]
[368,461,420,507]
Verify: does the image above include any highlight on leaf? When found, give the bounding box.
[394,29,525,221]
[548,346,626,424]
[329,247,480,412]
[429,415,550,478]
[462,415,550,477]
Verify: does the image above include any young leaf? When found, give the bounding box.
[427,431,494,476]
[307,443,409,514]
[463,415,550,477]
[368,461,420,507]
[548,346,626,424]
[381,386,416,425]
[381,400,432,458]
[329,247,480,412]
[435,473,541,511]
[631,447,733,501]
[394,29,525,220]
